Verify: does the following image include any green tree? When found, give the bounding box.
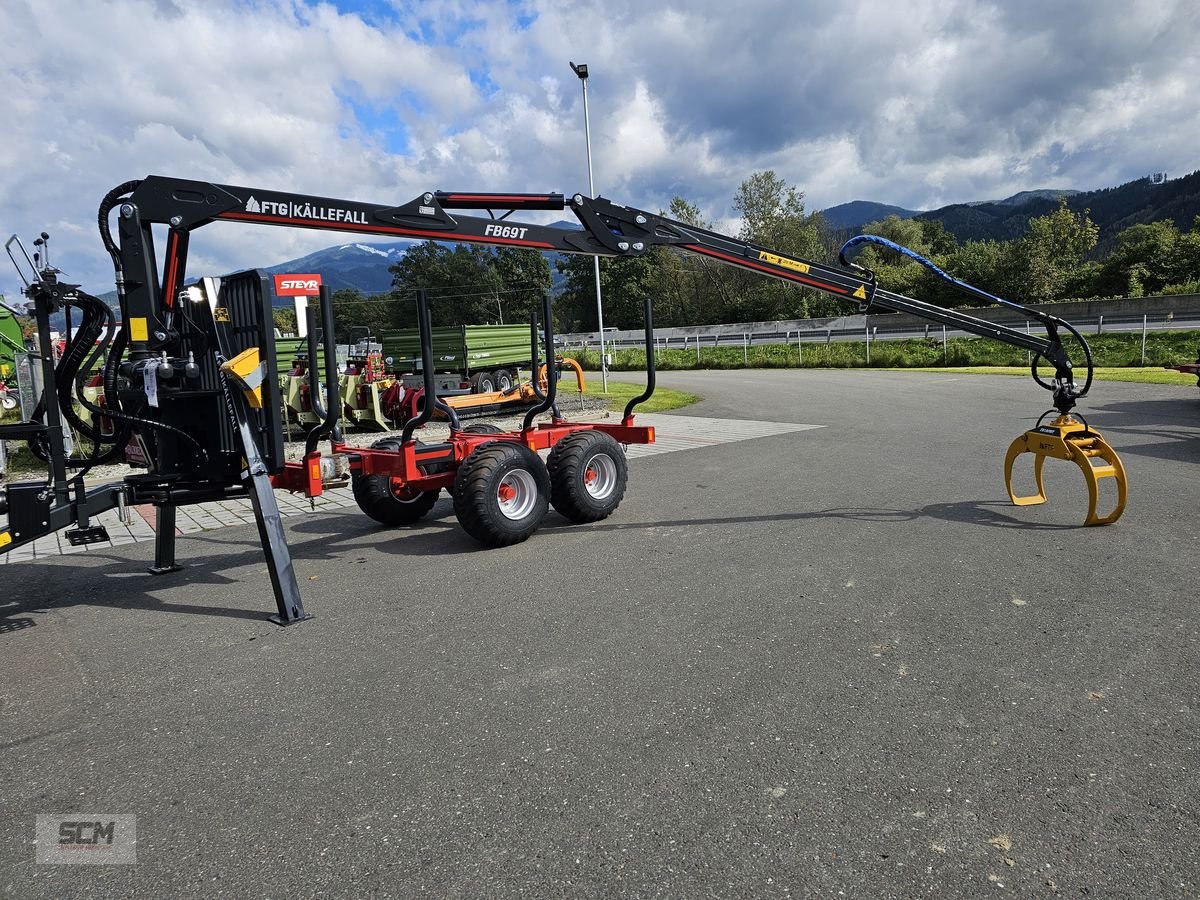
[936,240,1009,307]
[555,252,654,333]
[1096,220,1180,297]
[644,196,735,327]
[491,247,553,326]
[920,219,958,257]
[388,241,553,328]
[732,171,827,319]
[329,288,396,342]
[1011,200,1098,302]
[389,241,500,326]
[272,305,298,335]
[1165,216,1200,291]
[854,215,952,301]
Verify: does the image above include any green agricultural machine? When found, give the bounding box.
[380,324,536,393]
[0,305,22,412]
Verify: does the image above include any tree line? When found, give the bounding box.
[316,170,1200,340]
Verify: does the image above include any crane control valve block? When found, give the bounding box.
[1003,415,1127,526]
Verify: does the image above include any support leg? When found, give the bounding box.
[246,467,311,626]
[148,502,183,574]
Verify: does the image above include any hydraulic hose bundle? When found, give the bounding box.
[89,181,209,468]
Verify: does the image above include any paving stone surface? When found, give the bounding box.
[1,413,820,560]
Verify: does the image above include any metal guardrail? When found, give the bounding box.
[561,311,1198,364]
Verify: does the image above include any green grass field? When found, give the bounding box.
[891,366,1198,386]
[557,378,699,412]
[568,328,1200,379]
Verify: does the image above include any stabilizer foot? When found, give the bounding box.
[268,612,315,627]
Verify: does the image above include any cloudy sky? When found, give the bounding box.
[1,0,1197,300]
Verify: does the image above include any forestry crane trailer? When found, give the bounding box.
[0,177,1127,624]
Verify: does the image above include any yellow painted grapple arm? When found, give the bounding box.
[1004,415,1128,526]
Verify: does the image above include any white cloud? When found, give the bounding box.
[1,0,1197,302]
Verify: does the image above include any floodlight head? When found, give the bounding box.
[569,60,589,80]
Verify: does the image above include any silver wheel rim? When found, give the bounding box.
[497,468,538,520]
[582,452,618,500]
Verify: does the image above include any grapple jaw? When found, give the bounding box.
[1003,415,1127,526]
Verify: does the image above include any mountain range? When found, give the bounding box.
[819,189,1084,229]
[266,241,411,295]
[824,172,1200,251]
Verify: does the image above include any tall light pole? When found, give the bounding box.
[569,60,608,392]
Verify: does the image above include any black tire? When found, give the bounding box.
[471,371,497,394]
[547,430,628,523]
[352,438,441,526]
[453,441,549,547]
[493,368,514,392]
[446,424,504,498]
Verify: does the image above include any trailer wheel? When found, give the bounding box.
[446,424,504,499]
[352,439,441,526]
[547,430,628,523]
[492,368,514,392]
[453,441,549,546]
[471,371,497,393]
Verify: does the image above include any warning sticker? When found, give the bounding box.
[214,307,231,322]
[757,251,810,274]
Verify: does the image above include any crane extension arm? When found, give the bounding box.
[113,176,1086,412]
[103,176,1125,524]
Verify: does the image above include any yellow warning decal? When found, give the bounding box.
[0,531,11,549]
[221,347,265,408]
[852,285,868,300]
[214,307,231,322]
[129,317,149,342]
[757,251,810,274]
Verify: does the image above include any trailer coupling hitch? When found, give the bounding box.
[1003,413,1127,526]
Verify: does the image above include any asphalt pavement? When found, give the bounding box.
[2,369,1198,898]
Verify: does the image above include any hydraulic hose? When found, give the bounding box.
[838,233,1094,400]
[98,180,142,265]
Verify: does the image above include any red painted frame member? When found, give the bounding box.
[272,422,655,498]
